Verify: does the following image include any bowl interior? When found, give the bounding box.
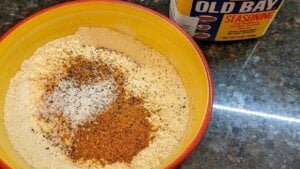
[0,1,212,168]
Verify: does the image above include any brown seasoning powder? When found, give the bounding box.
[70,95,153,164]
[39,55,154,165]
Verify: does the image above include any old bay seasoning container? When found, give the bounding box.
[170,0,285,41]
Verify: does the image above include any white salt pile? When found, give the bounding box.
[40,79,115,126]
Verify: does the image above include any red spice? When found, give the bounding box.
[66,56,111,85]
[44,56,122,92]
[70,95,154,164]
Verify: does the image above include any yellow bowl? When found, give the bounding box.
[0,0,213,168]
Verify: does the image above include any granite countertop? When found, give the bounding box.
[0,0,299,169]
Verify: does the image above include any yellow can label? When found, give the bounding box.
[170,0,284,41]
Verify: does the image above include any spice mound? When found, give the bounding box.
[38,56,154,165]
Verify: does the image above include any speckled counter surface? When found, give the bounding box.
[0,0,299,169]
